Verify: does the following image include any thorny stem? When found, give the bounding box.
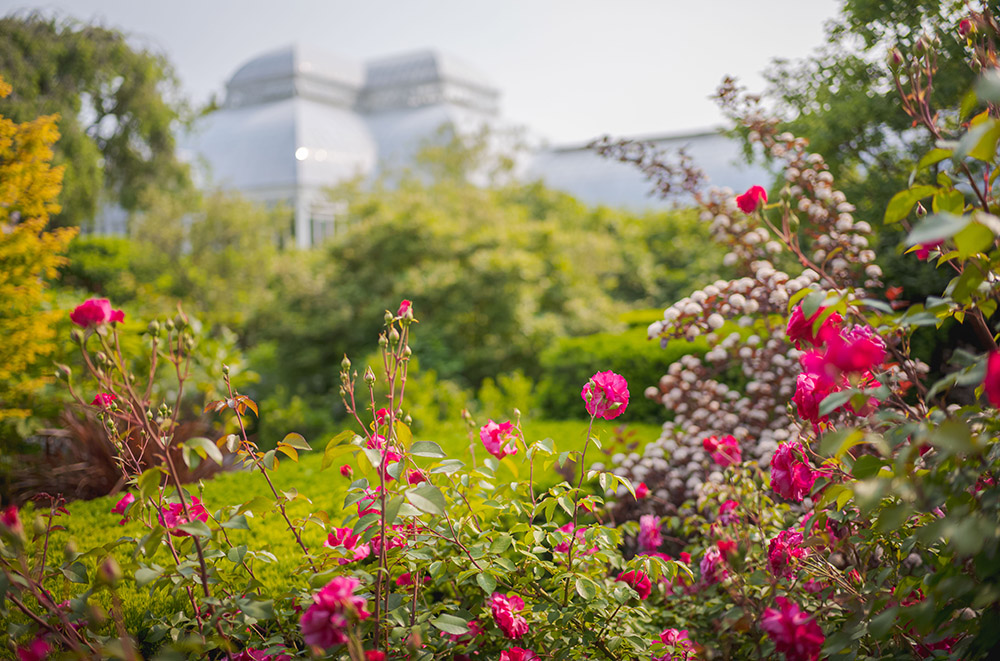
[563,414,597,607]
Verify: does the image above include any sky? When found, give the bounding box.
[1,0,841,145]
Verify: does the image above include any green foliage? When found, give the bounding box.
[537,312,710,423]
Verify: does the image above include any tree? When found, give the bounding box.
[0,75,76,426]
[0,12,191,227]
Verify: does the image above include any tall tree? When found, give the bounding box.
[0,12,191,227]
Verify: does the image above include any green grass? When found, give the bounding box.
[34,418,662,630]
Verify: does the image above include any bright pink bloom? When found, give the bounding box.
[17,637,51,661]
[786,304,842,349]
[718,499,739,525]
[500,648,538,661]
[158,497,209,536]
[703,434,741,467]
[653,628,696,661]
[397,300,412,317]
[825,325,886,374]
[0,505,23,537]
[554,523,596,555]
[959,18,974,36]
[379,449,401,480]
[490,592,529,639]
[233,649,292,661]
[70,298,124,328]
[770,442,816,502]
[366,434,386,451]
[638,515,662,553]
[793,371,833,425]
[761,597,825,661]
[357,487,381,517]
[844,371,882,417]
[365,652,385,661]
[374,408,390,427]
[699,546,728,585]
[480,420,518,460]
[339,464,353,478]
[716,539,737,557]
[736,185,767,213]
[581,371,630,420]
[406,469,427,485]
[300,576,371,649]
[915,240,943,260]
[91,392,117,407]
[371,524,409,555]
[112,492,135,525]
[325,527,371,565]
[395,572,429,588]
[767,530,806,579]
[635,482,649,499]
[616,569,652,600]
[985,352,1000,407]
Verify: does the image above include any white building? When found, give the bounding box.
[179,44,768,248]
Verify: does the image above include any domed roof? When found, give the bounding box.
[225,44,365,109]
[360,50,500,115]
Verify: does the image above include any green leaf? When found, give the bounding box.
[476,572,496,594]
[238,598,274,621]
[138,467,163,500]
[135,566,162,587]
[262,449,277,470]
[852,455,884,480]
[801,290,828,320]
[383,495,403,526]
[394,420,412,448]
[176,520,212,538]
[405,484,446,516]
[575,577,597,600]
[321,430,358,471]
[906,213,970,246]
[429,459,464,474]
[820,428,864,459]
[489,533,512,554]
[227,545,247,564]
[953,221,995,258]
[354,512,380,534]
[950,267,985,303]
[281,433,311,450]
[915,148,952,172]
[430,614,469,636]
[956,118,1000,162]
[220,514,249,530]
[818,390,854,417]
[61,562,88,584]
[930,421,976,455]
[976,69,1000,103]
[183,437,223,466]
[410,441,446,458]
[884,185,937,224]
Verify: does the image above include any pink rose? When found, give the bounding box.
[767,530,807,579]
[112,492,135,525]
[0,505,23,537]
[554,523,597,555]
[718,499,739,525]
[985,352,1000,408]
[500,648,537,661]
[761,597,825,661]
[340,464,353,478]
[635,482,649,499]
[300,576,371,649]
[699,546,728,585]
[158,497,209,536]
[825,325,886,374]
[653,628,696,661]
[581,371,629,420]
[785,304,841,349]
[915,240,943,260]
[736,185,767,214]
[616,569,652,600]
[406,469,427,485]
[490,592,529,639]
[959,18,974,37]
[638,515,662,553]
[325,527,371,565]
[792,371,832,425]
[703,434,741,467]
[374,408,390,427]
[91,393,117,407]
[770,442,816,502]
[397,300,412,317]
[70,298,124,328]
[480,420,518,460]
[16,637,51,661]
[365,652,385,661]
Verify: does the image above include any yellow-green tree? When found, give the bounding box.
[0,76,76,423]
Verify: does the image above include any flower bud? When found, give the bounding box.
[341,355,352,371]
[33,514,46,536]
[64,540,79,562]
[222,364,230,375]
[384,311,394,324]
[97,556,122,586]
[70,329,84,344]
[364,367,376,384]
[96,351,108,365]
[173,315,187,330]
[147,320,160,337]
[403,345,412,357]
[378,334,388,348]
[55,363,71,381]
[164,319,175,332]
[389,328,400,343]
[887,48,903,72]
[404,414,412,426]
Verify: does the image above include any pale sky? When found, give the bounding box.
[1,0,841,144]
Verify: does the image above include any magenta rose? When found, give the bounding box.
[653,628,696,661]
[767,530,807,579]
[490,592,529,639]
[736,185,767,213]
[761,597,825,661]
[70,298,124,328]
[985,352,1000,408]
[112,492,135,525]
[824,325,886,374]
[638,515,663,553]
[480,420,518,460]
[300,576,371,649]
[91,392,117,407]
[616,569,652,600]
[158,497,209,536]
[325,527,371,565]
[770,442,816,502]
[581,371,629,420]
[499,648,537,661]
[785,304,841,349]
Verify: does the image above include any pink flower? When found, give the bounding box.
[440,618,484,643]
[406,469,427,485]
[480,420,518,460]
[716,539,737,557]
[371,524,410,555]
[718,499,739,525]
[91,392,117,407]
[397,300,412,317]
[70,298,124,328]
[112,492,135,525]
[395,572,430,588]
[17,637,51,661]
[699,546,728,585]
[767,530,806,579]
[340,465,353,478]
[490,592,529,639]
[638,515,662,553]
[653,628,696,661]
[915,240,943,260]
[581,371,629,420]
[761,597,825,661]
[703,434,741,467]
[366,434,386,451]
[635,482,649,499]
[844,371,882,417]
[554,523,597,555]
[374,408,390,427]
[769,442,816,502]
[0,505,23,538]
[959,18,974,37]
[233,649,292,661]
[825,325,886,374]
[158,497,209,536]
[365,652,385,661]
[379,449,401,481]
[792,371,833,425]
[985,352,1000,408]
[325,527,371,565]
[736,185,767,214]
[300,576,371,649]
[358,487,382,517]
[500,648,537,661]
[786,304,841,349]
[616,569,652,600]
